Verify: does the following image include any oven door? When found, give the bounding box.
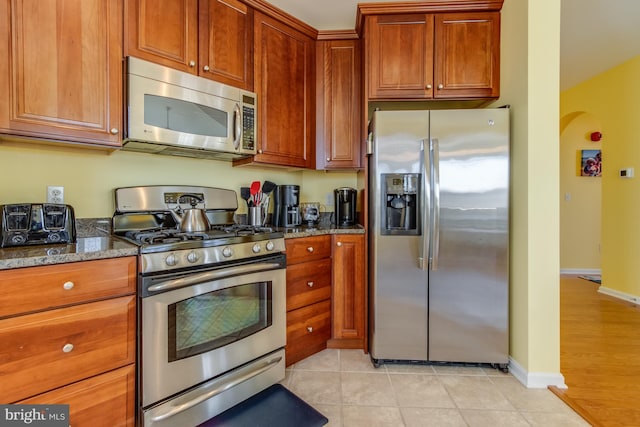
[141,254,286,408]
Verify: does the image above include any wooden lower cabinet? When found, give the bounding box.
[0,257,137,426]
[19,365,135,427]
[328,234,366,349]
[284,235,332,365]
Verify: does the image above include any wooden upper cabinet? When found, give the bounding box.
[125,0,198,73]
[367,14,435,100]
[316,39,362,170]
[434,12,500,99]
[235,11,314,168]
[0,0,123,147]
[199,0,254,90]
[125,0,253,90]
[366,11,500,100]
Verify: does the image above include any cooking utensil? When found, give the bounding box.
[240,187,252,207]
[260,180,277,209]
[250,181,261,206]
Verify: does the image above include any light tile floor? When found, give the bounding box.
[281,349,590,427]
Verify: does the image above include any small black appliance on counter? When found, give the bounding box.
[0,203,76,247]
[334,187,357,226]
[273,185,301,227]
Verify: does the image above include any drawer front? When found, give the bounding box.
[285,235,331,265]
[0,257,136,318]
[286,258,331,311]
[0,296,136,402]
[286,300,331,365]
[19,365,135,427]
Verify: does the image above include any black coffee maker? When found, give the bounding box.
[273,185,301,227]
[334,187,357,226]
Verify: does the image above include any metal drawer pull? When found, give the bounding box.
[336,242,342,247]
[306,246,314,253]
[62,343,74,353]
[307,281,314,287]
[62,281,74,290]
[307,326,313,333]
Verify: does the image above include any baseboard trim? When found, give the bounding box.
[509,357,567,389]
[598,286,640,304]
[560,268,601,275]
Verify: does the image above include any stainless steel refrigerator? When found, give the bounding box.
[368,108,509,369]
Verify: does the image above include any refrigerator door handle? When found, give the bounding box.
[430,138,441,271]
[419,139,431,270]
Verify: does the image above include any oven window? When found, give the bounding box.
[167,281,272,362]
[144,94,228,137]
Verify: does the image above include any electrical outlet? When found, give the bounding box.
[325,193,334,206]
[47,186,64,204]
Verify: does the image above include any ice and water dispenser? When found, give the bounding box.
[381,174,420,235]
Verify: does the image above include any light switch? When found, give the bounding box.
[620,168,634,178]
[564,193,571,201]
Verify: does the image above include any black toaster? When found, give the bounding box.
[0,203,76,247]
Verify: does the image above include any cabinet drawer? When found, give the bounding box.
[0,257,136,318]
[286,258,331,311]
[285,236,331,265]
[285,300,331,365]
[0,296,136,402]
[19,365,135,427]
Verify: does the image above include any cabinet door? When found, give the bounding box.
[20,365,135,427]
[239,11,314,168]
[366,14,434,100]
[316,40,362,170]
[434,12,500,99]
[0,0,123,147]
[125,0,198,73]
[199,0,253,90]
[330,234,366,349]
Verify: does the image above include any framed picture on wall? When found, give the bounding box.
[580,149,602,177]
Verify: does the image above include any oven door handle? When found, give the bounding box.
[148,261,282,293]
[149,354,283,422]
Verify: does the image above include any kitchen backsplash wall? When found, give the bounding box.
[0,141,358,218]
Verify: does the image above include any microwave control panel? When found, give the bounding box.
[242,94,256,151]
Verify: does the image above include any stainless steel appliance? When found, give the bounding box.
[112,185,286,427]
[272,185,301,227]
[0,203,76,247]
[368,109,509,369]
[123,57,257,160]
[334,187,357,226]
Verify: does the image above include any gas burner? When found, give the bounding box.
[212,224,274,236]
[126,229,210,245]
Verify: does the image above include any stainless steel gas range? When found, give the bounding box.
[112,185,286,427]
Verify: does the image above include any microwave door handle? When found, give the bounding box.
[232,103,242,150]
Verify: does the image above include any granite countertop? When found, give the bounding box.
[0,218,364,270]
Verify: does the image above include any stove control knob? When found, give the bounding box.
[187,251,199,263]
[222,247,233,258]
[265,241,275,251]
[165,253,178,267]
[252,243,261,254]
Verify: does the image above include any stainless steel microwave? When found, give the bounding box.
[123,57,256,160]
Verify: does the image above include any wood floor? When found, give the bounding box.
[549,275,640,427]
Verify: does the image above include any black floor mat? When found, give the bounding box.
[197,384,328,427]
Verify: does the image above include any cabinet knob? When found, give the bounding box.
[62,343,74,353]
[307,281,314,287]
[307,247,314,253]
[307,326,313,333]
[437,84,444,90]
[258,149,263,154]
[62,281,75,290]
[326,158,330,162]
[110,128,119,135]
[189,60,196,67]
[336,242,342,247]
[426,84,432,89]
[203,65,210,72]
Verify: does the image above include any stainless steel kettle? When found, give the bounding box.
[170,194,210,232]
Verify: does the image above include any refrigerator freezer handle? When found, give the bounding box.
[419,139,430,270]
[431,138,441,271]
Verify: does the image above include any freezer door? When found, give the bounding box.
[369,110,430,361]
[427,108,509,364]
